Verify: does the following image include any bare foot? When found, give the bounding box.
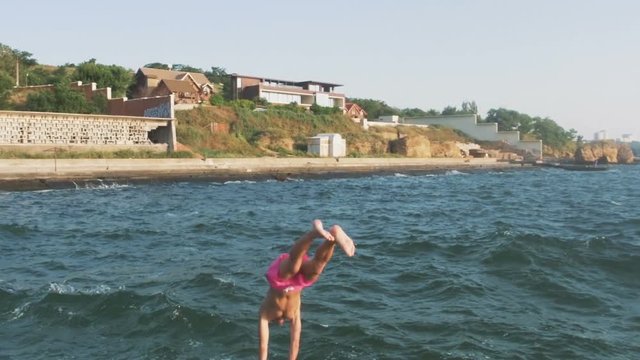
[329,225,356,257]
[313,219,334,242]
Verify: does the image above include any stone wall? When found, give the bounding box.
[0,111,175,150]
[108,94,174,119]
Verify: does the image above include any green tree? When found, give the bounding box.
[204,66,232,100]
[400,108,429,117]
[460,101,478,114]
[532,117,576,149]
[348,98,399,119]
[310,103,341,115]
[440,102,480,116]
[484,107,575,151]
[25,81,103,114]
[171,64,203,73]
[1,43,39,86]
[25,89,57,112]
[73,59,134,97]
[144,62,170,70]
[441,106,458,115]
[209,93,225,106]
[0,71,15,109]
[485,108,534,133]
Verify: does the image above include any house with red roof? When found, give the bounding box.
[345,102,367,123]
[133,67,215,104]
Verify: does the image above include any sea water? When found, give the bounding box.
[1,166,639,359]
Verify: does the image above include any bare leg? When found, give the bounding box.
[301,238,336,282]
[330,225,356,257]
[301,225,355,282]
[279,220,334,280]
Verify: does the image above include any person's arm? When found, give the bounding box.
[259,316,269,360]
[289,315,302,360]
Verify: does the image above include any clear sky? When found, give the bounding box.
[2,0,638,140]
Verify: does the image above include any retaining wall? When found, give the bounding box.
[0,110,176,151]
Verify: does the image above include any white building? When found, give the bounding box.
[307,133,346,157]
[230,74,346,110]
[594,130,607,141]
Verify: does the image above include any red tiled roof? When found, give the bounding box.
[159,79,196,93]
[140,67,212,88]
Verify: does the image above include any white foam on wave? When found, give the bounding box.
[32,189,56,193]
[49,282,76,294]
[285,177,304,182]
[48,282,122,295]
[9,301,30,321]
[73,179,131,190]
[214,276,235,286]
[610,200,622,206]
[445,170,468,176]
[186,339,202,348]
[223,180,257,185]
[394,173,409,177]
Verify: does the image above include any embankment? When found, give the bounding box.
[0,157,524,191]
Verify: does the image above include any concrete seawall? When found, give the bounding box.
[0,157,523,190]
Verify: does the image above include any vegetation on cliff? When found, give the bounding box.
[349,98,577,156]
[175,106,473,158]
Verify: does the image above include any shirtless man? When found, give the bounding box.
[258,219,355,360]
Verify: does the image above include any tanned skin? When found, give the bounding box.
[258,220,355,360]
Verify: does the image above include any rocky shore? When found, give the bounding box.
[0,157,526,191]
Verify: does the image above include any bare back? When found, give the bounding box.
[260,288,301,323]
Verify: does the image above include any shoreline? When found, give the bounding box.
[0,157,530,191]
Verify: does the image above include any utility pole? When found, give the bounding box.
[15,58,19,87]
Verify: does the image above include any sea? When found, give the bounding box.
[1,165,639,360]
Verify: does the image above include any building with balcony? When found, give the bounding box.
[230,74,346,110]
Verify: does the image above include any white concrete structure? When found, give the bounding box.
[307,133,346,157]
[621,134,634,143]
[594,130,608,141]
[402,114,542,158]
[0,111,176,151]
[307,136,329,157]
[377,115,400,123]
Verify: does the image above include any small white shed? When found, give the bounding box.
[307,133,346,157]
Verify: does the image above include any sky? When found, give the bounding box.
[2,0,638,140]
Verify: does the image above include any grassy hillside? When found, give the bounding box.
[175,105,473,157]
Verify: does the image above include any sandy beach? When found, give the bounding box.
[0,157,525,191]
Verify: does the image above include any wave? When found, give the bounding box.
[72,179,131,190]
[222,180,257,185]
[0,223,38,238]
[481,233,639,312]
[1,284,242,333]
[445,170,468,176]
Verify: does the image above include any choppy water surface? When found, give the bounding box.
[1,166,639,359]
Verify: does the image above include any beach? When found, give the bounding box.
[0,157,524,191]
